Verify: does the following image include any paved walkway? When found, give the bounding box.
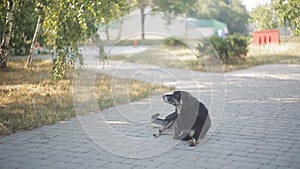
[1,61,300,169]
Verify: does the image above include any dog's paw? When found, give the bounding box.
[153,133,159,138]
[188,138,199,146]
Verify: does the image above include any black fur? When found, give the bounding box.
[152,91,211,146]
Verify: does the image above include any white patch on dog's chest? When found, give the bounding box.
[176,104,182,114]
[176,99,183,113]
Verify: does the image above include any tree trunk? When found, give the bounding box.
[184,15,188,38]
[105,25,110,40]
[25,14,42,68]
[141,7,145,40]
[117,18,124,40]
[0,0,15,68]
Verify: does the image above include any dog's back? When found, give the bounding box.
[174,92,211,142]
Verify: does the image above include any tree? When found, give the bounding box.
[250,3,279,31]
[0,0,131,75]
[273,0,300,35]
[228,0,249,34]
[42,0,131,79]
[136,0,152,39]
[0,0,15,68]
[153,0,196,16]
[194,0,249,35]
[11,1,36,55]
[1,0,45,69]
[0,0,38,58]
[99,0,131,40]
[25,0,46,68]
[153,0,197,37]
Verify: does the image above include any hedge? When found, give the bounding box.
[197,35,249,64]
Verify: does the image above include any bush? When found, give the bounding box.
[163,37,185,47]
[226,35,248,58]
[197,35,249,64]
[209,36,229,64]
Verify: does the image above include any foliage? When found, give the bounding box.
[273,0,300,36]
[198,35,249,64]
[250,0,300,36]
[163,37,185,47]
[42,1,84,79]
[41,0,131,80]
[51,48,83,80]
[226,35,249,58]
[249,3,279,31]
[0,1,37,56]
[0,0,132,78]
[206,36,229,63]
[193,0,249,35]
[153,0,197,16]
[11,0,38,56]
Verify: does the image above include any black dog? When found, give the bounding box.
[152,91,211,146]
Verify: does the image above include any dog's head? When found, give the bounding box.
[162,91,181,106]
[162,91,193,106]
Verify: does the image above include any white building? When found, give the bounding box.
[97,9,227,40]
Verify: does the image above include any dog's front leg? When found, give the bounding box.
[153,120,175,138]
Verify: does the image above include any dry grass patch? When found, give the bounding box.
[0,60,172,136]
[0,60,73,136]
[109,41,300,72]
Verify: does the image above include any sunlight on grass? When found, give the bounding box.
[0,60,173,136]
[0,61,73,135]
[109,40,300,72]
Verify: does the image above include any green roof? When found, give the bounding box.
[187,18,227,35]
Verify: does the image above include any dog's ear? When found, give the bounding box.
[173,90,181,96]
[179,91,186,98]
[172,91,181,100]
[180,91,195,107]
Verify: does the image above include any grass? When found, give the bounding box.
[221,42,300,71]
[110,48,207,71]
[1,38,299,136]
[109,40,300,72]
[0,60,172,136]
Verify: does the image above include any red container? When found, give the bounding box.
[253,29,280,45]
